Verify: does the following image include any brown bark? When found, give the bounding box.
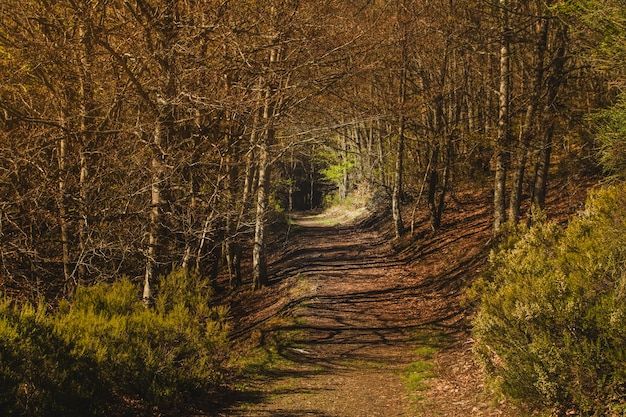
[58,133,73,297]
[533,25,568,212]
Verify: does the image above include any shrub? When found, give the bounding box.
[0,299,101,417]
[0,268,229,416]
[472,184,626,416]
[55,268,229,410]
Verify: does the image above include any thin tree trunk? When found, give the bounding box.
[427,144,440,231]
[493,0,512,235]
[143,118,168,307]
[434,140,452,230]
[533,124,554,210]
[532,24,568,213]
[392,116,405,238]
[253,141,270,289]
[340,134,348,200]
[392,1,408,238]
[509,15,549,223]
[224,86,242,288]
[77,19,95,283]
[58,133,73,297]
[253,40,279,290]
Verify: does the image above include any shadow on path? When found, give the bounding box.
[218,208,490,417]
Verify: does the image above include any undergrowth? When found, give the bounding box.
[471,184,626,416]
[0,268,229,416]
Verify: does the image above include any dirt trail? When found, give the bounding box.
[221,204,515,417]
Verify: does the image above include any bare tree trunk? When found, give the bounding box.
[78,18,96,283]
[58,133,73,297]
[533,124,554,210]
[252,40,279,290]
[392,116,405,238]
[340,134,348,200]
[252,140,270,289]
[224,83,242,288]
[143,118,168,306]
[434,140,452,230]
[509,15,549,223]
[533,24,568,213]
[181,153,198,271]
[392,9,407,238]
[427,143,440,230]
[493,0,512,235]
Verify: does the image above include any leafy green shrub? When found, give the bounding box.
[0,299,101,417]
[56,268,229,410]
[471,184,626,416]
[0,268,229,416]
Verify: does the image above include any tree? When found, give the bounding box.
[493,0,512,235]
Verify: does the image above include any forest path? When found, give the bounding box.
[221,202,514,417]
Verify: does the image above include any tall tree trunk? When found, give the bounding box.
[433,138,452,230]
[533,25,568,212]
[392,0,408,238]
[509,15,549,223]
[427,143,440,231]
[493,0,512,235]
[532,123,554,210]
[252,41,279,290]
[340,134,348,200]
[78,18,96,283]
[58,133,73,297]
[143,117,169,306]
[225,86,242,288]
[181,143,198,271]
[392,116,405,237]
[144,2,178,304]
[252,139,270,290]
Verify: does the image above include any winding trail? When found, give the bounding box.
[222,202,513,417]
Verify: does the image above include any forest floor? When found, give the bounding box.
[213,177,595,417]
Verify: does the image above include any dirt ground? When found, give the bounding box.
[216,178,595,417]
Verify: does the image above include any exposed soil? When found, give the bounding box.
[217,177,596,417]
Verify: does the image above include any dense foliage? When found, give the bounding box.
[594,95,626,180]
[471,184,626,416]
[0,269,228,416]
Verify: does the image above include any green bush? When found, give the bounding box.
[471,184,626,416]
[0,268,229,416]
[0,299,101,417]
[56,268,229,409]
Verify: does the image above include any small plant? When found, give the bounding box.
[0,298,101,417]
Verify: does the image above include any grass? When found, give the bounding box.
[403,360,437,394]
[230,276,314,377]
[402,328,449,406]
